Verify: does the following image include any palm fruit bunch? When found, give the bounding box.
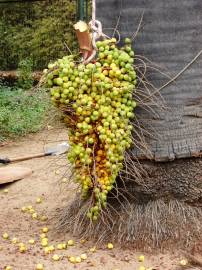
[45,37,137,220]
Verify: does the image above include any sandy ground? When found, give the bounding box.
[0,126,194,270]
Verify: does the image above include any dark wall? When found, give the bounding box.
[97,0,202,161]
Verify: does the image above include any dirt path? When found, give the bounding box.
[0,127,187,270]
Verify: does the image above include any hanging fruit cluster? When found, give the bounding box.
[45,38,137,220]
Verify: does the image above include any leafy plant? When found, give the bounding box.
[0,82,51,141]
[17,58,33,90]
[0,0,77,70]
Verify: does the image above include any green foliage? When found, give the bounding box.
[0,0,77,70]
[0,83,50,141]
[17,58,33,90]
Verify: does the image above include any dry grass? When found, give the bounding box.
[54,196,202,250]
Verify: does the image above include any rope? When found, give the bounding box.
[142,48,202,101]
[92,0,96,25]
[84,0,109,63]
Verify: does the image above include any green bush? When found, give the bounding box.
[0,0,77,70]
[17,58,33,90]
[0,83,51,141]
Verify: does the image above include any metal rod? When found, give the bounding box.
[77,0,89,21]
[85,0,88,21]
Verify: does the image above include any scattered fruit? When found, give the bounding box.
[42,227,49,233]
[2,233,9,240]
[68,256,76,264]
[52,254,60,261]
[89,246,96,253]
[36,264,44,270]
[40,233,47,239]
[40,216,48,222]
[75,256,82,263]
[80,253,87,260]
[32,213,38,219]
[49,245,55,251]
[57,243,63,250]
[107,243,114,249]
[138,255,145,262]
[80,239,87,244]
[29,209,35,214]
[28,239,35,244]
[180,259,188,266]
[19,244,27,253]
[67,239,74,246]
[36,197,43,203]
[138,267,146,270]
[47,125,53,130]
[61,177,68,183]
[44,247,50,254]
[21,206,27,213]
[12,237,19,244]
[3,189,9,193]
[5,266,12,270]
[41,238,48,247]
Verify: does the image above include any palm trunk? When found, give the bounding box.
[56,0,202,249]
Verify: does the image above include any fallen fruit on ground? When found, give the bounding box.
[19,244,27,253]
[44,247,50,254]
[27,205,33,210]
[55,170,60,175]
[2,233,9,240]
[21,206,27,213]
[80,239,87,244]
[11,237,19,244]
[49,245,55,251]
[36,264,44,270]
[41,238,48,247]
[32,213,38,219]
[138,255,145,262]
[62,177,68,183]
[89,246,96,253]
[36,197,43,203]
[67,239,74,246]
[138,266,146,270]
[57,243,64,250]
[29,208,35,214]
[107,243,114,249]
[28,239,35,244]
[5,266,12,270]
[75,256,82,263]
[68,256,76,264]
[180,259,188,266]
[52,254,60,261]
[42,227,49,233]
[40,216,48,222]
[40,233,47,239]
[80,253,87,260]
